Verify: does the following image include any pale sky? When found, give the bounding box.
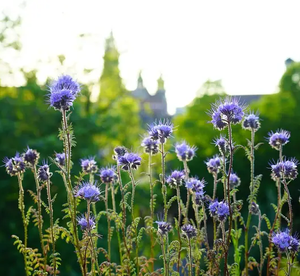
[1,0,300,114]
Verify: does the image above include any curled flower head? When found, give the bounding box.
[272,229,299,253]
[23,147,40,167]
[206,156,221,174]
[156,220,172,236]
[268,129,290,150]
[229,172,241,189]
[250,202,260,215]
[55,153,65,166]
[77,215,96,231]
[4,153,26,176]
[113,146,128,160]
[38,163,51,182]
[181,224,197,239]
[148,120,173,144]
[195,192,205,205]
[48,75,80,111]
[185,177,206,193]
[243,113,260,131]
[214,135,230,156]
[118,152,141,171]
[76,182,101,202]
[99,167,117,184]
[209,200,229,221]
[166,170,185,189]
[175,141,197,162]
[210,98,245,130]
[270,161,284,180]
[270,159,298,181]
[141,137,159,155]
[81,157,98,174]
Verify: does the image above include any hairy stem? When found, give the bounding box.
[183,160,190,222]
[148,153,155,271]
[161,143,168,222]
[283,181,293,231]
[176,186,182,273]
[105,183,111,262]
[188,238,193,276]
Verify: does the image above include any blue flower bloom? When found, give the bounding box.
[268,129,290,150]
[148,120,173,144]
[185,177,205,193]
[272,229,299,252]
[214,135,229,156]
[181,224,197,239]
[206,156,221,174]
[113,146,128,160]
[48,75,80,111]
[210,98,245,130]
[118,152,142,171]
[23,147,40,167]
[209,200,229,221]
[77,215,96,231]
[243,113,260,131]
[55,153,65,166]
[141,137,159,155]
[81,157,98,174]
[175,141,197,162]
[229,172,241,189]
[4,153,26,176]
[166,170,185,188]
[76,182,101,202]
[99,167,117,184]
[270,159,298,180]
[155,220,172,236]
[38,163,51,182]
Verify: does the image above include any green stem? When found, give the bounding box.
[176,186,182,273]
[160,236,168,276]
[283,181,293,231]
[188,238,193,276]
[105,183,111,262]
[183,160,190,222]
[148,153,155,271]
[161,143,168,222]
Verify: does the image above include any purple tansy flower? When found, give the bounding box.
[4,153,26,176]
[214,135,229,156]
[283,158,298,180]
[38,163,51,182]
[185,178,206,194]
[141,137,159,155]
[209,200,229,221]
[195,191,205,205]
[77,215,96,231]
[268,129,290,150]
[166,170,185,188]
[113,146,128,160]
[99,167,117,184]
[156,220,172,236]
[3,157,15,176]
[118,152,141,171]
[209,97,245,130]
[51,75,81,95]
[289,235,300,253]
[243,113,260,131]
[206,156,221,174]
[76,182,101,202]
[23,147,40,167]
[209,200,219,216]
[181,224,197,239]
[270,161,284,180]
[272,229,292,252]
[148,120,173,144]
[175,141,197,162]
[229,172,241,189]
[55,153,65,166]
[81,157,98,174]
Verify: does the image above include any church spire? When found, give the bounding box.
[137,70,143,88]
[157,74,165,90]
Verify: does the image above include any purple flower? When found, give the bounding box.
[272,229,299,252]
[4,153,26,176]
[229,172,241,189]
[48,75,80,111]
[148,120,173,144]
[206,156,221,174]
[209,98,245,130]
[166,170,185,188]
[214,135,230,156]
[81,157,98,174]
[23,147,40,167]
[270,159,298,180]
[76,182,101,202]
[181,224,197,239]
[77,215,96,231]
[268,130,290,150]
[118,152,141,171]
[38,163,51,182]
[99,167,117,184]
[112,146,128,160]
[141,137,159,155]
[209,200,229,221]
[156,220,172,236]
[55,153,65,166]
[242,113,260,131]
[185,177,206,193]
[175,141,197,162]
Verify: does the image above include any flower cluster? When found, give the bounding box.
[141,137,159,155]
[229,172,241,189]
[268,129,290,150]
[99,167,117,184]
[214,135,230,156]
[76,182,101,202]
[181,224,197,239]
[55,153,65,166]
[209,200,230,221]
[117,152,141,171]
[81,157,98,174]
[206,156,221,174]
[272,229,299,253]
[112,146,128,160]
[23,147,40,167]
[175,141,197,162]
[156,220,172,236]
[148,121,173,144]
[166,170,185,188]
[4,153,26,176]
[242,113,260,131]
[38,163,51,182]
[210,98,245,130]
[270,159,298,180]
[186,178,206,204]
[77,215,96,231]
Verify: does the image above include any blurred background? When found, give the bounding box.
[1,0,300,275]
